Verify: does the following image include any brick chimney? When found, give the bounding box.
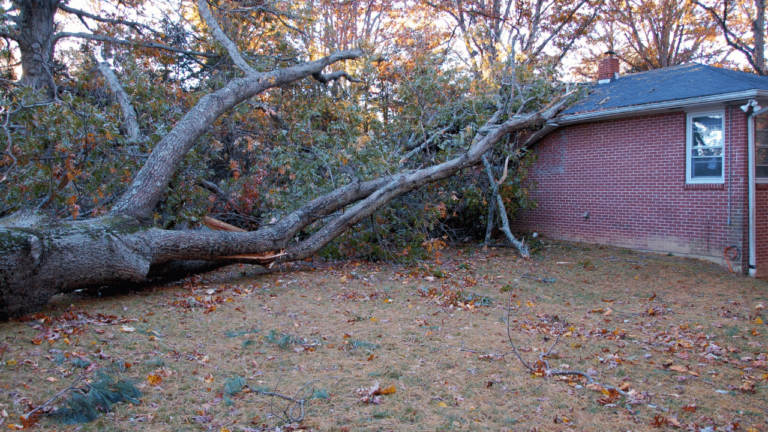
[597,51,620,83]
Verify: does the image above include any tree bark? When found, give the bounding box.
[96,59,142,142]
[15,0,60,94]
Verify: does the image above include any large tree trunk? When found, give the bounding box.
[14,0,60,94]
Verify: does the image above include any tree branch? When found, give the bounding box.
[280,95,573,262]
[52,32,218,58]
[197,0,256,75]
[57,4,161,36]
[482,153,528,257]
[312,70,362,84]
[95,56,141,142]
[109,48,363,220]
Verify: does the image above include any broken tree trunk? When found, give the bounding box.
[0,97,567,319]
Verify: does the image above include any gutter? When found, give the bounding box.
[559,89,768,125]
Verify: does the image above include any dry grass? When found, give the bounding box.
[1,239,767,431]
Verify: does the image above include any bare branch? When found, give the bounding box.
[57,4,161,36]
[95,55,141,142]
[482,153,528,257]
[52,32,218,58]
[197,0,256,75]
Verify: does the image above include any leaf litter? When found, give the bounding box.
[0,239,764,430]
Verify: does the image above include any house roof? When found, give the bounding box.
[561,63,768,117]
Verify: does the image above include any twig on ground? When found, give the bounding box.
[246,378,318,425]
[23,374,88,420]
[499,281,668,413]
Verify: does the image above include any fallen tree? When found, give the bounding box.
[0,0,574,319]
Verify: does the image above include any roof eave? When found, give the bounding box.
[523,89,768,147]
[557,89,768,125]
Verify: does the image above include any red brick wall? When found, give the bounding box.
[513,108,751,272]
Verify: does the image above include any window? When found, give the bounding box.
[686,111,724,183]
[755,113,768,182]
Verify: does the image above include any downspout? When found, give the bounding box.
[747,105,768,276]
[749,110,757,277]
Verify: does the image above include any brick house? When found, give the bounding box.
[514,55,768,276]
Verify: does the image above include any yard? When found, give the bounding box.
[0,239,766,431]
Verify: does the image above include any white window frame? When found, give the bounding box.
[686,109,725,184]
[754,112,768,183]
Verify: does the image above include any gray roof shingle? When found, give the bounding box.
[562,63,768,116]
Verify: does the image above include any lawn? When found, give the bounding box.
[0,239,766,431]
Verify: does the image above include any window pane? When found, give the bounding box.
[692,115,723,149]
[758,165,768,178]
[691,156,722,178]
[757,114,768,132]
[758,147,768,165]
[757,129,768,144]
[692,147,722,157]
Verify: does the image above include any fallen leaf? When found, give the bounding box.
[669,365,688,373]
[45,377,57,382]
[438,402,447,407]
[148,375,162,386]
[650,415,667,428]
[121,326,135,333]
[380,386,396,395]
[204,374,214,384]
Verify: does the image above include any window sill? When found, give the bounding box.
[684,183,725,190]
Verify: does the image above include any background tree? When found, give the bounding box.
[694,0,766,74]
[572,0,728,79]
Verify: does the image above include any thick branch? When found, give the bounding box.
[110,48,363,220]
[197,0,256,75]
[148,177,389,263]
[282,96,572,261]
[95,58,141,142]
[481,153,528,257]
[312,70,362,84]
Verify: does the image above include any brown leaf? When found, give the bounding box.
[597,388,620,405]
[682,404,696,412]
[147,374,162,386]
[650,415,667,428]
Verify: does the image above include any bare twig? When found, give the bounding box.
[500,278,669,412]
[246,378,318,424]
[22,373,88,420]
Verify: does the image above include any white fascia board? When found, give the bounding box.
[556,89,768,125]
